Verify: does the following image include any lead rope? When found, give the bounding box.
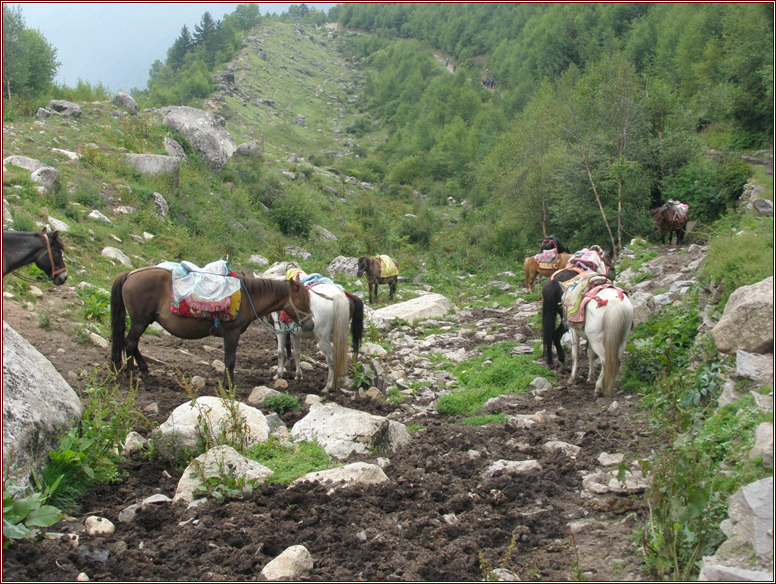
[240,276,304,335]
[10,234,66,282]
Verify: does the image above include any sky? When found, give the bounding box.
[14,2,339,93]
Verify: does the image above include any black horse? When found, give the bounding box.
[2,230,68,284]
[541,250,615,367]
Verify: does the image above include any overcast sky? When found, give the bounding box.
[15,2,338,93]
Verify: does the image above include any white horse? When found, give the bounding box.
[569,286,634,398]
[273,283,362,393]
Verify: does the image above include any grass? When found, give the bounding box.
[437,342,552,416]
[244,437,333,484]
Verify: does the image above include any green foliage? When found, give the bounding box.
[271,185,319,237]
[699,214,774,303]
[43,372,142,510]
[245,437,332,485]
[262,393,301,415]
[351,361,376,390]
[194,464,258,503]
[437,343,552,416]
[77,287,110,323]
[3,474,62,546]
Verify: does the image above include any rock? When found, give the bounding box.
[371,294,452,325]
[751,198,774,217]
[48,99,82,117]
[161,106,237,173]
[314,225,337,241]
[153,192,169,217]
[291,402,410,460]
[84,516,115,536]
[113,91,139,115]
[483,459,542,477]
[598,452,625,466]
[2,322,82,492]
[544,441,581,458]
[88,210,112,224]
[735,351,774,389]
[711,277,773,354]
[234,141,260,157]
[101,247,133,267]
[30,166,61,194]
[163,137,188,162]
[124,154,180,183]
[152,396,270,459]
[749,423,773,462]
[247,385,280,406]
[261,544,314,581]
[173,444,274,503]
[293,462,390,492]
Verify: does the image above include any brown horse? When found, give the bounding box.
[524,253,573,294]
[2,230,68,284]
[357,255,398,303]
[650,203,688,245]
[110,267,314,387]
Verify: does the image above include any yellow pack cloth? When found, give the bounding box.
[377,255,398,278]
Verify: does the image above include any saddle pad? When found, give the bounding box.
[171,288,241,322]
[158,259,241,308]
[534,248,558,263]
[566,282,624,324]
[377,255,398,278]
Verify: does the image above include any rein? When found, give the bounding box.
[10,233,66,282]
[240,277,312,336]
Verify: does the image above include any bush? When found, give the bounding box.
[271,186,319,237]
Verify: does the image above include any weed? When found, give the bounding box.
[479,533,519,581]
[351,361,375,390]
[36,311,52,329]
[262,393,301,415]
[2,473,62,546]
[245,437,332,484]
[77,287,110,323]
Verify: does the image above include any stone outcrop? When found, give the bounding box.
[161,106,236,173]
[2,322,82,492]
[113,91,139,115]
[711,277,773,355]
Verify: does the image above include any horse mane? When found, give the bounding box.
[241,276,288,297]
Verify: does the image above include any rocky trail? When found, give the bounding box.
[0,244,718,581]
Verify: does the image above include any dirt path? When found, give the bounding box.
[2,272,659,581]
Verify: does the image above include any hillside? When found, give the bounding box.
[3,19,773,582]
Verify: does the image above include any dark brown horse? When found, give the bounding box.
[357,255,398,303]
[650,202,688,245]
[110,267,314,387]
[2,230,68,284]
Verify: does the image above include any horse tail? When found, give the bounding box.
[349,294,364,357]
[541,279,563,366]
[601,296,633,398]
[524,257,533,292]
[332,293,350,383]
[110,272,130,372]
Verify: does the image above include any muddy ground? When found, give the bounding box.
[2,272,663,582]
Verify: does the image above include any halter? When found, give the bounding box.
[240,277,313,335]
[11,233,67,282]
[36,232,67,280]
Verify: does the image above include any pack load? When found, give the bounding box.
[158,259,241,322]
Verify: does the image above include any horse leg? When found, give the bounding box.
[319,336,335,392]
[222,330,241,388]
[292,334,302,381]
[569,327,580,383]
[275,331,287,380]
[388,278,396,301]
[124,321,151,378]
[553,313,567,365]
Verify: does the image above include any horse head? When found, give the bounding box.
[285,277,315,332]
[36,230,68,285]
[356,256,368,278]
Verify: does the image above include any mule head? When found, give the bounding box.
[285,277,315,332]
[356,256,368,277]
[37,230,68,285]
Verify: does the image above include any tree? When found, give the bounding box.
[167,26,193,72]
[2,4,59,100]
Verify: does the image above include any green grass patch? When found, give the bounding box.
[244,437,333,485]
[437,342,552,416]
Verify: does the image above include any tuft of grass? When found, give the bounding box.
[245,437,332,485]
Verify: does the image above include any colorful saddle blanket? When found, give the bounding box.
[667,200,689,220]
[565,281,626,325]
[377,255,398,278]
[158,260,241,322]
[534,248,558,264]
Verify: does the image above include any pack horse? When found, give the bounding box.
[110,265,314,388]
[357,255,399,303]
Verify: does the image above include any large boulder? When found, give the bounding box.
[291,402,411,460]
[327,256,359,276]
[113,91,139,115]
[48,100,82,118]
[2,322,83,492]
[152,396,270,459]
[124,153,180,183]
[371,293,452,326]
[711,277,773,354]
[161,106,236,173]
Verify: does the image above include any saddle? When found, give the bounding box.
[563,279,626,326]
[158,260,241,322]
[534,247,559,267]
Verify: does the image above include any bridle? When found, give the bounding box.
[37,232,68,281]
[283,293,314,327]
